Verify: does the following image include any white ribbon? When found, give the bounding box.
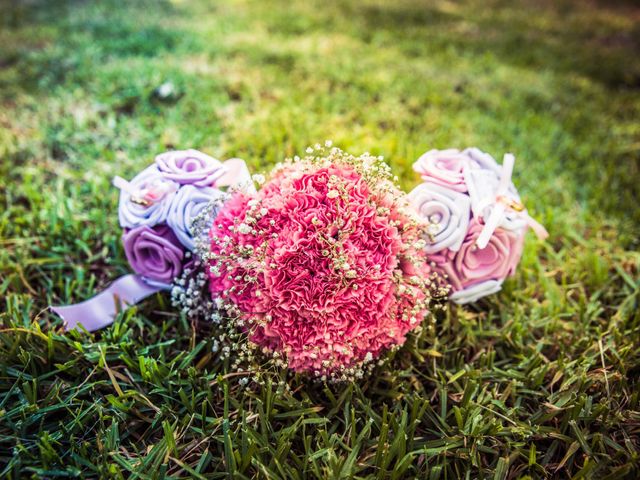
[469,154,548,249]
[214,158,256,194]
[450,279,503,304]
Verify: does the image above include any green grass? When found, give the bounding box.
[1,0,639,477]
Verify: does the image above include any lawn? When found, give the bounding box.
[1,0,639,478]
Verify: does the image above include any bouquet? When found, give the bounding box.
[52,143,546,379]
[116,149,227,284]
[51,150,252,331]
[408,148,547,304]
[199,145,444,378]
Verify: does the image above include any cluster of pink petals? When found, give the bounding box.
[208,162,432,374]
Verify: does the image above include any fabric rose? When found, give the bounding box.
[408,182,471,253]
[463,147,501,176]
[412,148,480,192]
[434,219,524,294]
[449,280,503,304]
[155,149,226,187]
[123,224,185,284]
[167,185,225,251]
[118,165,177,228]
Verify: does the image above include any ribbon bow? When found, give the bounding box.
[473,154,548,249]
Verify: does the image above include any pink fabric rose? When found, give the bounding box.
[434,219,524,293]
[413,149,479,193]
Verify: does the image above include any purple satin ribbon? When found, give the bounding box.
[51,274,165,331]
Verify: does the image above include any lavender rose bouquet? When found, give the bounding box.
[113,149,228,285]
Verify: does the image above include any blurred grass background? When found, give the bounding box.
[1,0,639,478]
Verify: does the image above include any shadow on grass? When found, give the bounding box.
[0,0,186,92]
[354,0,640,89]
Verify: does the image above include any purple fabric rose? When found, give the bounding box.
[167,185,225,251]
[432,218,525,293]
[123,224,185,284]
[155,149,226,187]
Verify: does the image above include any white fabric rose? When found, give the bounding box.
[118,165,178,229]
[463,147,501,175]
[167,185,226,251]
[408,182,471,253]
[449,279,503,304]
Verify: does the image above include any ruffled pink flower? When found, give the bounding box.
[434,219,524,291]
[208,162,433,374]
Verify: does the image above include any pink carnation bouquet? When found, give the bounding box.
[197,144,445,379]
